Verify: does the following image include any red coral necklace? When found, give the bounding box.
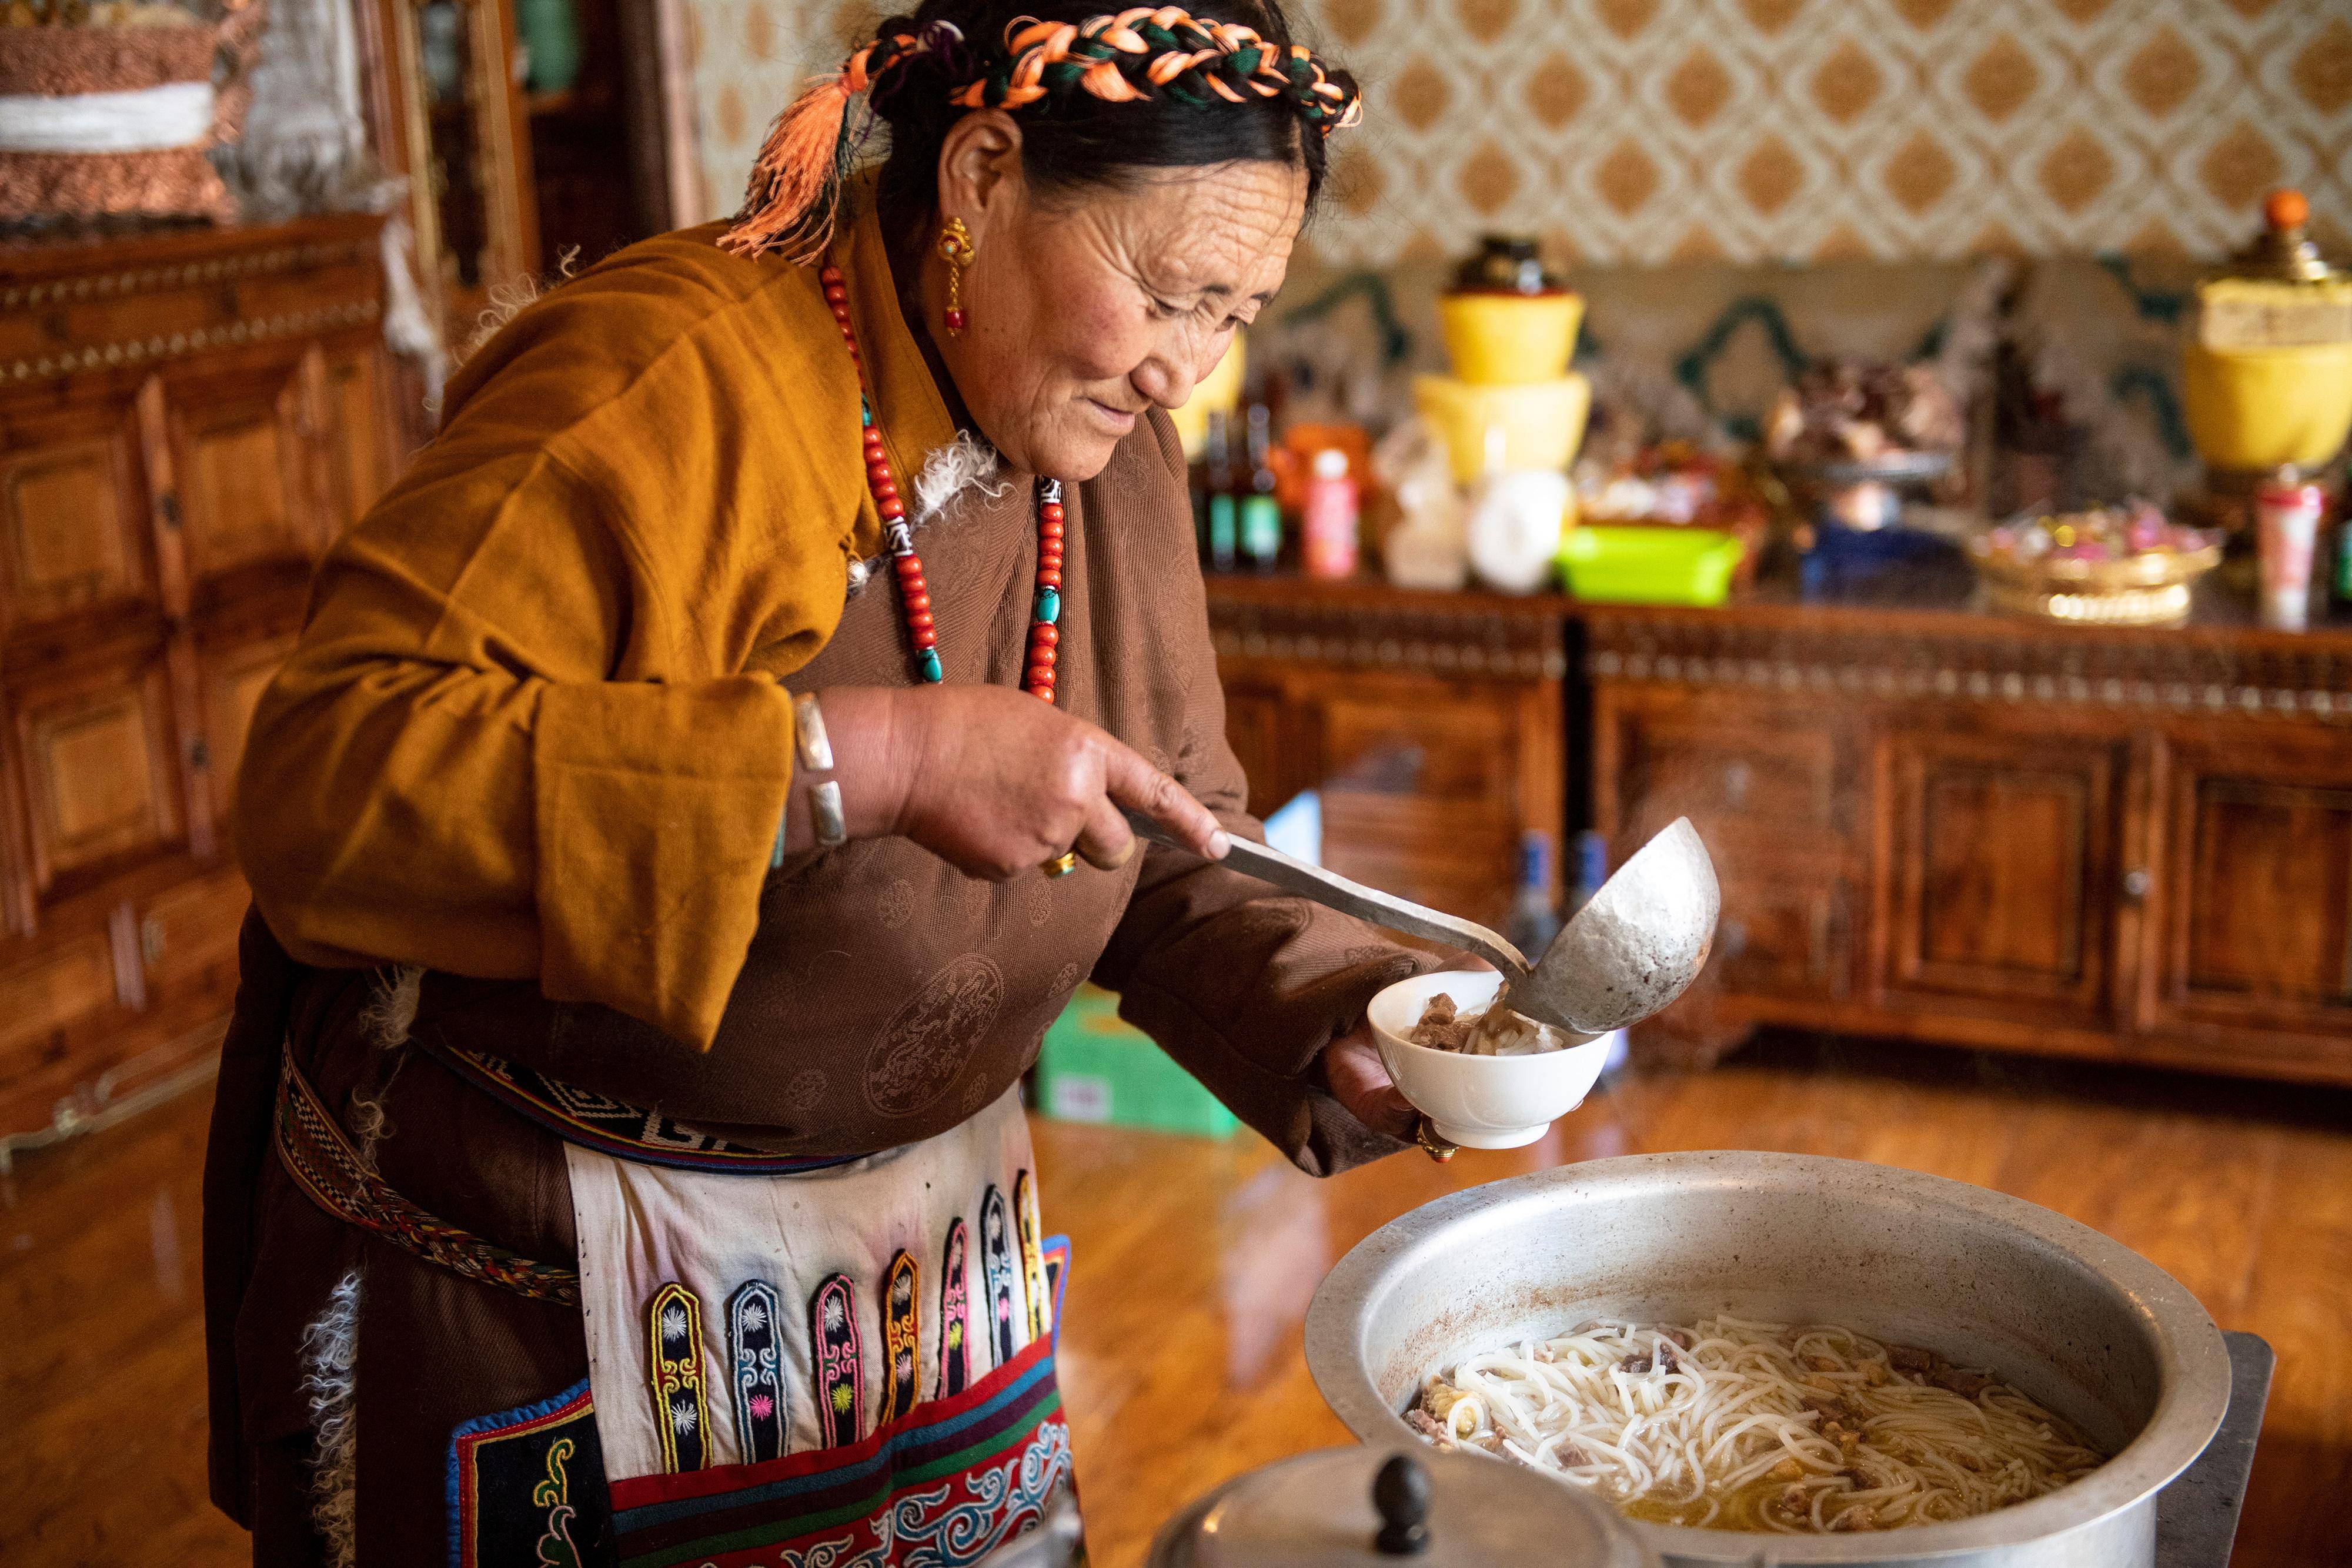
[819,265,1063,703]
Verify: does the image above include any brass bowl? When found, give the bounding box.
[1970,541,2222,627]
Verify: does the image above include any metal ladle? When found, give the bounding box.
[1122,813,1720,1038]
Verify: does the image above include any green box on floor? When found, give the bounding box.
[1036,984,1238,1138]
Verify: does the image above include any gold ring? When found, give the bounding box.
[1043,850,1081,878]
[1415,1116,1458,1164]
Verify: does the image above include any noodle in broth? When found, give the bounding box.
[1408,1316,2106,1533]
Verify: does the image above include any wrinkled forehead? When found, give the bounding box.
[1080,162,1307,290]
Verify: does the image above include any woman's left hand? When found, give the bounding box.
[1319,1024,1417,1141]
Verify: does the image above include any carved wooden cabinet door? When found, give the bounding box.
[1594,685,1857,1005]
[0,395,159,647]
[2143,723,2352,1076]
[1218,676,1303,823]
[1214,662,1562,931]
[157,352,335,610]
[1308,670,1560,932]
[319,347,399,531]
[1874,720,2141,1032]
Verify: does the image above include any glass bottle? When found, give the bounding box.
[1197,410,1238,571]
[1240,402,1284,573]
[1506,830,1562,958]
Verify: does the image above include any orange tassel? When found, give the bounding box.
[719,72,857,262]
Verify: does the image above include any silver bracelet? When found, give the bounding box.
[793,693,836,771]
[791,693,848,849]
[808,780,847,849]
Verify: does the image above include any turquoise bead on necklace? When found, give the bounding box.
[820,265,1065,701]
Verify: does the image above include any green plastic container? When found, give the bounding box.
[1558,526,1744,606]
[1035,985,1239,1138]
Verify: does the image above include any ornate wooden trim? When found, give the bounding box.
[6,299,382,384]
[1586,610,2352,723]
[1208,596,1568,681]
[0,239,373,310]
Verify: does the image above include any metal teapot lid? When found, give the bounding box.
[2221,189,2337,285]
[1450,234,1564,295]
[1145,1446,1661,1568]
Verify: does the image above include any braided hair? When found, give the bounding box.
[720,1,1359,264]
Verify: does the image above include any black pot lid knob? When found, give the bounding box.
[1372,1454,1430,1556]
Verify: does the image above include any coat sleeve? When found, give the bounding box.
[1090,417,1444,1176]
[235,269,855,1051]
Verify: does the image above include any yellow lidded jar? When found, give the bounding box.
[2181,190,2352,475]
[1439,235,1584,386]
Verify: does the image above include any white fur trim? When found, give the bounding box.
[300,1270,363,1568]
[911,432,1005,523]
[845,434,1007,601]
[345,967,419,1161]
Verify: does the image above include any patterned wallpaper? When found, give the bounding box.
[679,0,2351,266]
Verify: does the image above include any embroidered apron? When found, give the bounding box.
[557,1085,1078,1567]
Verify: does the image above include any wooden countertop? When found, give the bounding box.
[1203,568,2352,654]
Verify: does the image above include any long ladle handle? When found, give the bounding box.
[1121,808,1530,978]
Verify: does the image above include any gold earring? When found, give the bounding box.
[937,218,975,335]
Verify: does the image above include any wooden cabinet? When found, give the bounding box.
[1207,577,2352,1087]
[2140,725,2352,1079]
[0,216,400,1152]
[1876,723,2134,1032]
[1208,579,1566,931]
[1585,601,2352,1084]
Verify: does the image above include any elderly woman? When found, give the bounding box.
[203,3,1431,1563]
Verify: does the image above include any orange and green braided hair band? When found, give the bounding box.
[955,9,1361,133]
[719,7,1361,262]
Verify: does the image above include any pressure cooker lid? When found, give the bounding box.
[1145,1446,1660,1568]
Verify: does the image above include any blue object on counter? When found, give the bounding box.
[1801,523,1972,600]
[1263,790,1322,866]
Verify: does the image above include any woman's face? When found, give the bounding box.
[928,119,1307,480]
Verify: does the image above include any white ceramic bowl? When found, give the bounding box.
[1366,970,1611,1148]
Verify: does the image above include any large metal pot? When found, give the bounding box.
[1304,1152,2233,1568]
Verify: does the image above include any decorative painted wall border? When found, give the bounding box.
[5,297,382,383]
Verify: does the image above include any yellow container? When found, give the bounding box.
[1413,372,1591,483]
[2181,339,2352,472]
[1168,329,1248,457]
[1438,290,1585,385]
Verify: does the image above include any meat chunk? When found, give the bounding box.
[1930,1366,1994,1399]
[1405,992,1562,1056]
[1888,1345,1936,1375]
[1656,1341,1681,1374]
[1407,994,1478,1053]
[1404,1407,1446,1440]
[1619,1352,1653,1373]
[1802,1395,1853,1423]
[1420,1379,1472,1421]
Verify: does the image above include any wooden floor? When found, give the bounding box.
[3,1031,2348,1565]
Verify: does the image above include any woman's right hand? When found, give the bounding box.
[799,684,1229,876]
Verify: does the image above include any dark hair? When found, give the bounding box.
[864,0,1347,236]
